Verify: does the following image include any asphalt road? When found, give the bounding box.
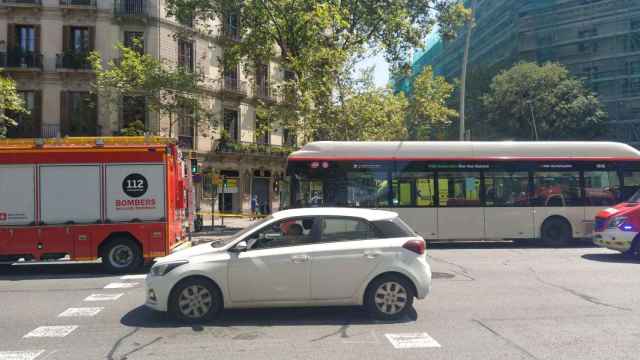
[0,243,639,360]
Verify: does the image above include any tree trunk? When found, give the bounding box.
[459,0,476,141]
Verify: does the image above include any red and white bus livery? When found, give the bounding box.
[593,196,640,257]
[284,141,640,244]
[0,137,192,272]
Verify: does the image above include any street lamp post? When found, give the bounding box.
[526,99,539,140]
[459,0,476,141]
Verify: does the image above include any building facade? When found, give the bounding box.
[0,0,294,215]
[396,0,640,145]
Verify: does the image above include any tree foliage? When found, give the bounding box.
[406,66,458,139]
[0,72,27,138]
[166,0,470,142]
[482,62,607,140]
[89,42,215,136]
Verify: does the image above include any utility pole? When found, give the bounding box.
[459,0,476,141]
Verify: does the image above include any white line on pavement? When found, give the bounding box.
[83,293,124,302]
[120,274,147,280]
[385,333,441,349]
[58,307,104,317]
[0,350,45,360]
[24,326,78,338]
[104,282,138,289]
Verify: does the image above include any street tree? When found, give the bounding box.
[165,0,470,143]
[89,42,215,137]
[0,72,27,138]
[405,66,458,140]
[482,62,608,140]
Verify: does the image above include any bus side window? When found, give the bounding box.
[622,171,640,200]
[532,171,581,207]
[584,171,620,206]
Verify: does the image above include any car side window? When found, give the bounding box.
[249,217,315,249]
[320,217,377,242]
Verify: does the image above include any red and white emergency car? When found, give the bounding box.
[593,194,640,258]
[0,137,192,272]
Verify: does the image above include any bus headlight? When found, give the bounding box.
[150,260,188,276]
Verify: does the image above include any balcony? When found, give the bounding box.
[215,141,294,158]
[41,124,60,138]
[220,28,241,42]
[2,0,42,6]
[221,77,248,98]
[59,0,96,7]
[114,0,147,20]
[56,52,92,70]
[255,83,275,102]
[0,50,43,70]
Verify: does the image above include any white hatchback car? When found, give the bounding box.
[145,208,431,322]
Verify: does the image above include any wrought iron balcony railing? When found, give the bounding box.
[0,50,43,69]
[56,52,92,70]
[60,0,96,6]
[114,0,147,18]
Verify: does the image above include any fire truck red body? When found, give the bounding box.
[0,137,191,272]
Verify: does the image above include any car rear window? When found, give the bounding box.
[372,217,417,238]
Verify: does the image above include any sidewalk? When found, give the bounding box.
[190,216,260,245]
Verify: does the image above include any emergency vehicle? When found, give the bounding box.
[0,137,192,272]
[593,195,640,258]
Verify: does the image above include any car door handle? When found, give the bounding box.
[364,251,381,259]
[291,255,310,263]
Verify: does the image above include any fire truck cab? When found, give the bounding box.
[0,137,192,272]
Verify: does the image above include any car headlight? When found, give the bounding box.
[607,216,634,231]
[150,260,188,276]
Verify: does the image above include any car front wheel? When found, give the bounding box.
[169,277,222,323]
[364,274,415,321]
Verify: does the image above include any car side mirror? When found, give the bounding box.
[230,240,248,253]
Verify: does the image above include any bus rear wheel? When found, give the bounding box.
[101,238,143,273]
[541,218,572,246]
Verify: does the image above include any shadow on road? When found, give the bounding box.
[0,262,151,280]
[121,304,416,329]
[581,253,640,264]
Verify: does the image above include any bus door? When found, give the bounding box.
[436,171,485,240]
[483,171,534,239]
[391,173,437,239]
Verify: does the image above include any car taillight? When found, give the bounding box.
[402,239,425,255]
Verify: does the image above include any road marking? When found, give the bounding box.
[385,333,441,349]
[120,274,147,280]
[104,282,138,289]
[24,326,78,338]
[84,293,124,302]
[58,307,104,317]
[0,350,45,360]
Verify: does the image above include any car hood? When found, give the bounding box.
[596,203,640,219]
[156,242,228,263]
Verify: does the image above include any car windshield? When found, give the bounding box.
[210,216,273,248]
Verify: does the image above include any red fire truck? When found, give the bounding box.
[0,137,192,272]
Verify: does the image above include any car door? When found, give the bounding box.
[227,217,316,303]
[309,216,382,301]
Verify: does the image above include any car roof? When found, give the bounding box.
[272,207,398,222]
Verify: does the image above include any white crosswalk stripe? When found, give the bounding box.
[0,350,45,360]
[120,274,147,280]
[104,282,138,289]
[58,307,104,317]
[84,293,124,302]
[24,326,78,338]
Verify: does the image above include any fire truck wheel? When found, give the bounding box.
[102,239,143,273]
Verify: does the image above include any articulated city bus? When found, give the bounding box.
[283,141,640,244]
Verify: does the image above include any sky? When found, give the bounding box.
[354,53,391,88]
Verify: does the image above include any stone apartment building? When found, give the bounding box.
[0,0,295,215]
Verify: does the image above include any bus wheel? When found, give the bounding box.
[102,238,143,273]
[541,218,572,246]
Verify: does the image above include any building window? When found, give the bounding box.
[256,63,270,98]
[223,109,239,142]
[255,114,269,145]
[224,12,240,40]
[178,39,194,72]
[178,102,195,149]
[578,28,597,39]
[224,64,239,90]
[121,95,146,130]
[15,25,36,52]
[578,41,598,54]
[283,128,296,147]
[60,91,97,136]
[124,31,144,54]
[6,91,41,138]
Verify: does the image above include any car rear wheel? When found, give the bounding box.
[169,278,222,323]
[364,274,415,321]
[101,239,142,273]
[541,218,572,246]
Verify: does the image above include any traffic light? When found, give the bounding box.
[191,159,199,174]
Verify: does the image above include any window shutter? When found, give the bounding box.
[60,91,68,136]
[33,91,42,137]
[89,27,95,52]
[7,24,16,50]
[34,25,41,53]
[62,26,71,52]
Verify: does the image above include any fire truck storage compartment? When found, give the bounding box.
[40,165,101,224]
[106,164,166,222]
[0,165,35,226]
